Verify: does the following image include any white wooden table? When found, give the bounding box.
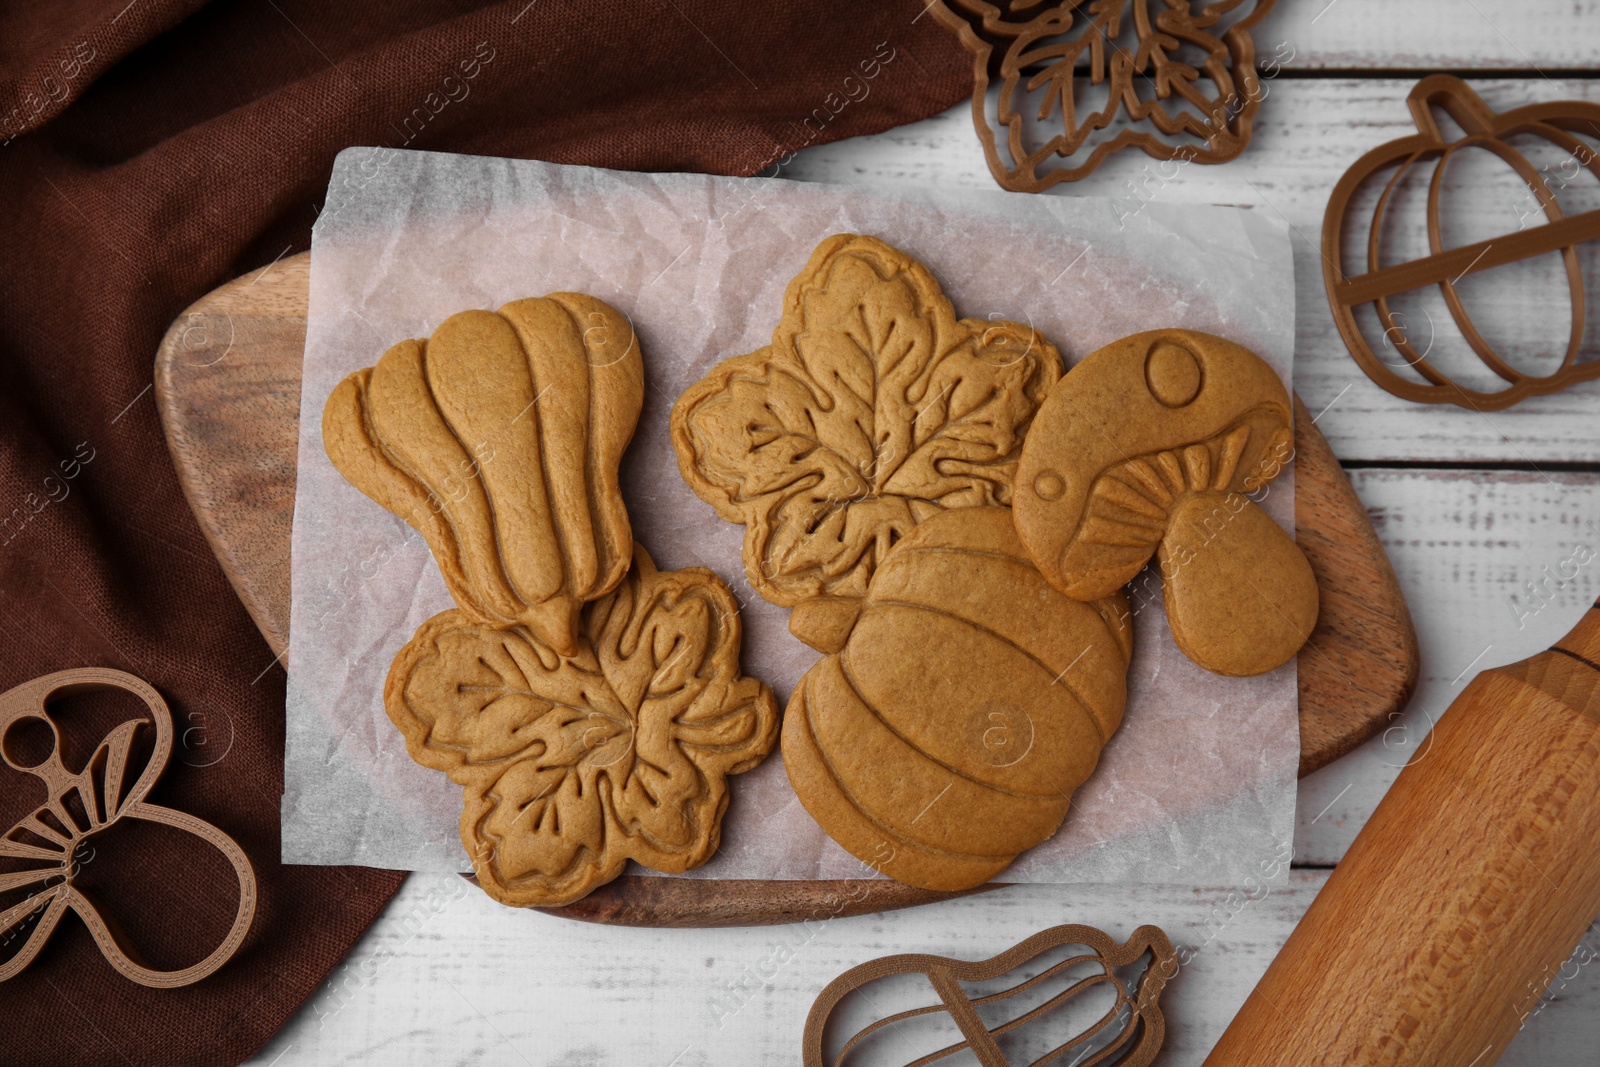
[250,3,1600,1062]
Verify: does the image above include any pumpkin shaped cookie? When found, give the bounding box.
[1013,329,1316,677]
[782,506,1132,891]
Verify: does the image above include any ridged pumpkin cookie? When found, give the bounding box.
[783,506,1132,891]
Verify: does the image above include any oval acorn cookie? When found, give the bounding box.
[782,506,1133,892]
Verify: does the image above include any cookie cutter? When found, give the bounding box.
[0,668,256,987]
[802,923,1175,1066]
[930,0,1277,191]
[1322,74,1600,411]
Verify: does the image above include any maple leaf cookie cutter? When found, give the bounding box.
[930,0,1277,191]
[0,668,256,987]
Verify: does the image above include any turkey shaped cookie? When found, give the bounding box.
[1014,330,1316,676]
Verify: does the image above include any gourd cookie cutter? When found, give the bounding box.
[1322,74,1600,411]
[0,668,256,987]
[802,923,1175,1066]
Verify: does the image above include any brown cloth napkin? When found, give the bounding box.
[0,3,966,1063]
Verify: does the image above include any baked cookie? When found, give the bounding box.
[783,506,1132,892]
[324,294,778,906]
[1012,329,1317,676]
[385,548,778,908]
[323,294,644,657]
[671,233,1061,608]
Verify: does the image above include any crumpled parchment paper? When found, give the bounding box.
[283,147,1299,884]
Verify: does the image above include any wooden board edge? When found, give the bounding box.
[1292,395,1421,776]
[526,875,1000,928]
[153,255,311,657]
[152,255,1423,928]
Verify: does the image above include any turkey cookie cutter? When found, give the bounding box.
[0,668,256,987]
[1323,75,1600,411]
[929,0,1277,191]
[802,923,1175,1067]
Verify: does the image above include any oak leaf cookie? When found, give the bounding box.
[385,548,778,908]
[323,293,644,657]
[782,506,1132,892]
[1013,329,1317,676]
[671,233,1061,608]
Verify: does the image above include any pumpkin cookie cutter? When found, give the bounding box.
[803,922,1175,1066]
[929,0,1277,191]
[1322,74,1600,411]
[0,668,256,987]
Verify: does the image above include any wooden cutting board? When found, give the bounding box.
[154,252,1418,927]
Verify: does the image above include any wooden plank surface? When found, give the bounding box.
[230,21,1600,1061]
[1256,1,1600,70]
[911,1,1600,71]
[781,78,1600,465]
[237,469,1600,1061]
[245,868,1600,1067]
[1295,469,1600,865]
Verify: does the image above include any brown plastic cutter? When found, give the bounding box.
[1322,74,1600,411]
[930,0,1277,191]
[0,668,256,987]
[803,923,1175,1066]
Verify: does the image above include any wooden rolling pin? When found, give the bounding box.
[1206,598,1600,1066]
